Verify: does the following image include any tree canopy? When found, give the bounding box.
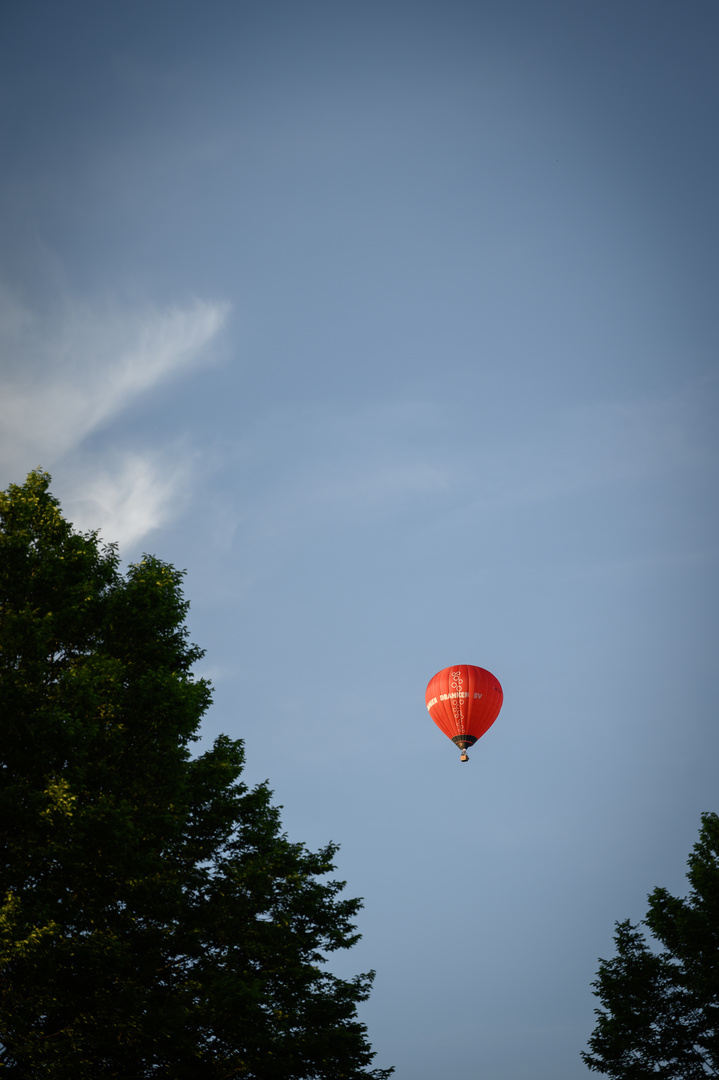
[582,812,719,1079]
[0,470,392,1079]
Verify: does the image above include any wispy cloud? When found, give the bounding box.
[215,379,718,553]
[0,287,229,473]
[219,399,450,543]
[60,447,197,550]
[0,285,229,545]
[474,380,718,508]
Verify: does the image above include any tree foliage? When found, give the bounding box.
[582,812,719,1079]
[0,470,392,1079]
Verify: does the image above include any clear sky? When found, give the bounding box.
[1,2,718,1076]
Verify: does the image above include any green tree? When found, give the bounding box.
[0,470,392,1079]
[582,812,719,1079]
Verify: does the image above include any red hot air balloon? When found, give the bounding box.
[425,665,503,762]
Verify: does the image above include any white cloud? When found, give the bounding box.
[0,287,229,479]
[0,285,229,547]
[59,448,197,550]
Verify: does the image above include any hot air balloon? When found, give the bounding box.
[425,664,503,762]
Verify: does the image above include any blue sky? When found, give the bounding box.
[1,2,718,1076]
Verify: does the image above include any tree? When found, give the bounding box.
[582,812,719,1079]
[0,470,393,1079]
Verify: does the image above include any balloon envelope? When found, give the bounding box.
[425,665,503,753]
